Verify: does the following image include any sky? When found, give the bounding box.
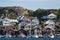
[0,0,60,10]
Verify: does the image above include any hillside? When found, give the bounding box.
[0,6,60,22]
[0,6,33,19]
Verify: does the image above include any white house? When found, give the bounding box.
[3,18,18,26]
[48,13,57,19]
[45,20,55,25]
[31,17,39,26]
[44,20,55,29]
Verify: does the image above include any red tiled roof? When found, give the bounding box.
[56,22,60,25]
[26,16,34,18]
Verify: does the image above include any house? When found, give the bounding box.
[31,17,39,26]
[2,18,18,31]
[18,16,39,30]
[41,16,48,19]
[3,18,18,26]
[44,13,57,29]
[56,22,60,27]
[48,13,57,19]
[17,16,29,22]
[27,16,39,26]
[18,22,27,30]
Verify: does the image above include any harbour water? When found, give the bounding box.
[0,36,60,40]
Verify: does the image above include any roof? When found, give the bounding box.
[4,18,18,22]
[26,16,34,19]
[45,20,55,24]
[9,19,18,22]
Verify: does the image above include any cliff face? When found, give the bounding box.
[0,6,32,19]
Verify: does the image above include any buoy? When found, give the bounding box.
[50,35,55,38]
[35,35,39,38]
